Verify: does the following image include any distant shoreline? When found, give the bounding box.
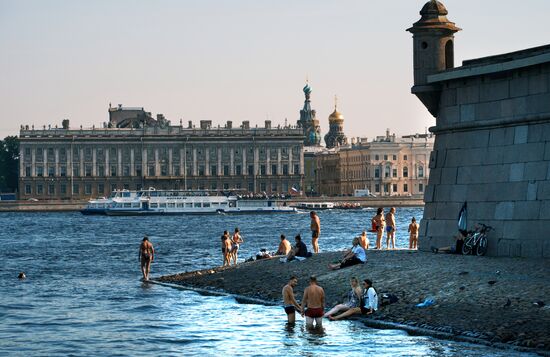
[0,196,424,212]
[157,250,550,355]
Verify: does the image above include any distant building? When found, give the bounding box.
[297,82,322,146]
[324,97,348,149]
[18,106,304,200]
[408,0,550,257]
[314,130,434,196]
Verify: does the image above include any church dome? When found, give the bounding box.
[303,83,312,95]
[329,109,344,121]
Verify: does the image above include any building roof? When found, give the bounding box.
[428,44,550,83]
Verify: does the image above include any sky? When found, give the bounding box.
[1,0,549,141]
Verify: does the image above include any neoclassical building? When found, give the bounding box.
[314,130,434,196]
[18,106,305,200]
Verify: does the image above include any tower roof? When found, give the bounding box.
[329,95,344,122]
[407,0,460,33]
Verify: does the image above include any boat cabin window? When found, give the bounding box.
[122,192,131,198]
[150,203,158,208]
[185,203,192,208]
[131,203,140,208]
[177,203,184,208]
[123,203,131,208]
[159,203,167,208]
[168,203,175,208]
[203,202,210,207]
[193,202,201,208]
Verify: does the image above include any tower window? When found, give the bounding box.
[421,41,428,50]
[445,40,454,69]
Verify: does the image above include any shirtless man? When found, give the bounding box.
[301,275,325,328]
[310,211,321,254]
[221,231,232,267]
[139,236,155,281]
[276,234,292,256]
[359,230,369,250]
[408,217,419,249]
[230,227,244,265]
[282,276,302,324]
[385,207,396,249]
[371,208,385,249]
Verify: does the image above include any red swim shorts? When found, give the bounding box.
[305,307,324,318]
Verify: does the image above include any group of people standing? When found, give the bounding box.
[371,207,419,250]
[282,275,378,328]
[221,228,244,266]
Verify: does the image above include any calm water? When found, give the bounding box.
[0,209,532,356]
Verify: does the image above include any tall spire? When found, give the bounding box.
[297,80,321,146]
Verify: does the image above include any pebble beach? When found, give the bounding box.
[158,250,550,355]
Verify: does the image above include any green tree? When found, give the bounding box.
[0,136,19,193]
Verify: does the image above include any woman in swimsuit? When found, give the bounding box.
[371,208,385,249]
[221,233,232,267]
[324,277,362,318]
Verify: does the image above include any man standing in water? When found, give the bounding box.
[310,211,321,254]
[301,275,325,328]
[282,276,301,324]
[385,207,396,249]
[139,236,155,281]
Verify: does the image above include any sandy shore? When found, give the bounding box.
[158,250,550,354]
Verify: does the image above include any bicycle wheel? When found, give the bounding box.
[462,237,473,255]
[476,234,488,256]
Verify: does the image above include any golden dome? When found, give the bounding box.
[329,109,344,121]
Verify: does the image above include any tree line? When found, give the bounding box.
[0,136,19,193]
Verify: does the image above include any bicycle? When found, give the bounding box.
[461,223,493,256]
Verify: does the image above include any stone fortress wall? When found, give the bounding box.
[409,1,550,257]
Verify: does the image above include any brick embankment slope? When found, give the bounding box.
[158,250,550,355]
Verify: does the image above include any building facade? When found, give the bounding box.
[408,0,550,257]
[314,130,433,196]
[18,107,305,200]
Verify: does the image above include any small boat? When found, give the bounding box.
[294,202,335,210]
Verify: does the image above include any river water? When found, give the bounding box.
[0,209,532,356]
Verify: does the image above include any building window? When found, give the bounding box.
[25,184,31,194]
[48,184,55,195]
[384,184,389,193]
[403,167,408,178]
[85,183,92,195]
[283,164,289,175]
[375,184,380,193]
[248,165,254,176]
[85,164,92,177]
[25,166,31,177]
[211,165,217,176]
[60,184,67,195]
[418,166,424,178]
[173,165,180,176]
[123,165,130,176]
[36,166,44,177]
[384,154,388,161]
[282,182,289,192]
[111,165,117,177]
[97,165,104,177]
[248,182,254,192]
[223,165,229,176]
[123,184,130,190]
[403,155,408,161]
[260,182,266,192]
[162,165,169,176]
[271,182,277,192]
[271,164,277,175]
[60,166,67,177]
[211,182,217,190]
[392,184,397,193]
[260,165,266,175]
[375,154,379,161]
[235,165,242,176]
[148,165,155,176]
[72,164,79,177]
[235,182,242,189]
[25,148,31,157]
[392,169,397,178]
[110,184,117,192]
[223,183,229,190]
[374,168,380,178]
[294,164,300,175]
[98,184,104,194]
[419,183,424,192]
[135,166,142,177]
[393,155,397,161]
[384,166,390,178]
[37,184,43,195]
[403,183,408,193]
[72,183,79,194]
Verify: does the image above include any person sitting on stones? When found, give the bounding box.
[430,233,465,254]
[324,276,363,318]
[328,237,367,270]
[286,235,311,261]
[275,234,292,256]
[329,279,378,320]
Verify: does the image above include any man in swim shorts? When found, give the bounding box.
[310,211,321,254]
[139,236,155,281]
[385,207,396,249]
[301,275,325,328]
[282,276,301,324]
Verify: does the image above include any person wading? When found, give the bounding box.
[139,236,155,281]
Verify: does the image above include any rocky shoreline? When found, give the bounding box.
[157,250,550,355]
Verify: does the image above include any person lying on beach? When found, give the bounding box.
[301,275,325,328]
[275,234,292,256]
[430,233,465,254]
[329,279,378,321]
[324,277,362,318]
[282,276,302,324]
[328,237,367,270]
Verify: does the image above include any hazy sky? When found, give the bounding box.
[1,0,549,141]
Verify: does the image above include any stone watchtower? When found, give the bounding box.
[407,0,460,116]
[407,0,550,258]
